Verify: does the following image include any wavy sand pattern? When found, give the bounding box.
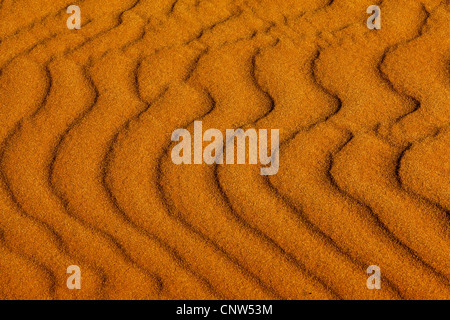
[0,0,448,299]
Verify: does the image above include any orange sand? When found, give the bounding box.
[0,0,448,299]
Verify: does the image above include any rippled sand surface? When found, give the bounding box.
[0,0,448,299]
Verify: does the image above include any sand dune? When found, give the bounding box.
[0,0,448,299]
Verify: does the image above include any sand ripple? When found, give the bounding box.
[0,0,448,299]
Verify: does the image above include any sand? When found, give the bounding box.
[0,0,448,300]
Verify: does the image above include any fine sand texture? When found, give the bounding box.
[0,0,448,299]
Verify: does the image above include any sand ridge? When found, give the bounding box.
[0,0,448,299]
